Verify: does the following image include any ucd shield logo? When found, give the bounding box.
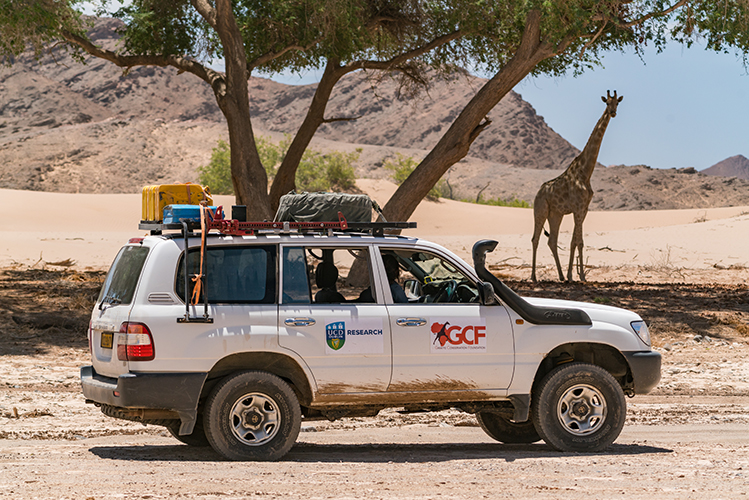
[326,322,346,351]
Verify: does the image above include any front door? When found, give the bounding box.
[377,247,515,394]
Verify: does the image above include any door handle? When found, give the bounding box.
[396,317,427,327]
[284,317,316,327]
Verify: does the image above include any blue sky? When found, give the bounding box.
[272,43,749,171]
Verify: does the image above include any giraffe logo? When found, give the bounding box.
[432,322,451,347]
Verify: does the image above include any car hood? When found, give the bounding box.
[524,296,642,327]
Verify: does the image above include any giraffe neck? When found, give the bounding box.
[571,112,611,182]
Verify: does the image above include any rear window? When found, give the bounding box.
[98,246,150,306]
[176,245,276,304]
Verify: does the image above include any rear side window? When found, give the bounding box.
[98,246,150,306]
[176,245,276,304]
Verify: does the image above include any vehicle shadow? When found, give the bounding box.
[88,441,672,463]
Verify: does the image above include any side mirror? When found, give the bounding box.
[479,282,498,305]
[404,279,422,301]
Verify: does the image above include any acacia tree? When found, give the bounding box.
[1,0,472,218]
[4,1,748,222]
[380,0,749,222]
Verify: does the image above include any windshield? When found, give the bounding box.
[408,252,465,281]
[98,246,149,306]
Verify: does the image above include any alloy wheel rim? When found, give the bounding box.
[556,383,606,436]
[230,392,281,446]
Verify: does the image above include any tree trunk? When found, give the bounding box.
[382,10,552,223]
[268,60,346,212]
[214,0,272,220]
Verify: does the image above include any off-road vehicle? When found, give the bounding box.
[81,210,660,460]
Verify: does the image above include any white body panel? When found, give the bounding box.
[89,231,654,407]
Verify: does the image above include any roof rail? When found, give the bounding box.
[139,208,416,236]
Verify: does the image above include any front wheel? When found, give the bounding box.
[476,412,540,444]
[532,363,626,452]
[204,371,301,461]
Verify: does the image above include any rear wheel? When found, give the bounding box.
[532,362,626,452]
[476,412,540,444]
[204,371,301,461]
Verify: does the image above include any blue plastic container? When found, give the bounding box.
[163,205,222,224]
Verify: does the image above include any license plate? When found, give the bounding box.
[100,332,114,349]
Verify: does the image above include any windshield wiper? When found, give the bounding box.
[99,296,122,310]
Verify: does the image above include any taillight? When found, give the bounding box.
[117,322,155,361]
[88,321,93,354]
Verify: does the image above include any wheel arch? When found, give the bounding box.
[532,342,634,396]
[202,352,314,406]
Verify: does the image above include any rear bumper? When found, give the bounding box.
[80,366,208,433]
[623,350,661,394]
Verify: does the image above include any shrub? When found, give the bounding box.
[196,139,233,195]
[471,195,532,208]
[197,137,358,195]
[383,153,447,201]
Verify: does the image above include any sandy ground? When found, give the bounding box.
[2,185,749,498]
[2,181,749,284]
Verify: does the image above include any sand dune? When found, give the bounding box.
[2,182,748,283]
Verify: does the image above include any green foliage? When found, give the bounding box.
[198,137,358,195]
[296,149,359,192]
[384,153,447,202]
[196,139,233,195]
[466,195,532,209]
[0,0,85,62]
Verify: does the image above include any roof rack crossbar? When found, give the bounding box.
[138,209,416,236]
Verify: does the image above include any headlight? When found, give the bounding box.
[630,321,650,346]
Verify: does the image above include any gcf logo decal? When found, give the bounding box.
[326,322,346,350]
[431,319,486,352]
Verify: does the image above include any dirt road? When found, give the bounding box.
[2,268,749,499]
[2,416,749,499]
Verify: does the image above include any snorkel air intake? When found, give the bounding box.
[472,240,592,326]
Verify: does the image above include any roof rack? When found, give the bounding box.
[139,208,416,237]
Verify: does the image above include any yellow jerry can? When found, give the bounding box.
[141,183,213,222]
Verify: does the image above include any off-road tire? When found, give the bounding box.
[476,412,540,444]
[532,362,626,452]
[166,415,210,447]
[204,371,301,461]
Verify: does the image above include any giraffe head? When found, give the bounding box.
[601,90,624,117]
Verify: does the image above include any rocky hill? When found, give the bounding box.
[703,155,749,180]
[2,17,749,210]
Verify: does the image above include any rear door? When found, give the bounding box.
[278,244,393,394]
[90,244,150,378]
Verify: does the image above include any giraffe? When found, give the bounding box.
[531,90,623,282]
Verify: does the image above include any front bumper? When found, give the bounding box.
[80,366,208,433]
[623,350,662,394]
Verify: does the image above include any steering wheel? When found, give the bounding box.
[434,280,458,303]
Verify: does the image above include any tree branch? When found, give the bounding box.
[59,29,226,95]
[247,38,323,72]
[622,0,688,28]
[580,20,608,58]
[345,30,463,73]
[189,0,217,29]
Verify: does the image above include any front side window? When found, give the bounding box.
[98,246,150,306]
[281,246,374,304]
[379,248,480,304]
[176,245,275,304]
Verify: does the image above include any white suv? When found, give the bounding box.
[81,222,660,460]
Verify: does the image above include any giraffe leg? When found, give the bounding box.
[530,209,547,282]
[546,212,565,282]
[569,212,587,281]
